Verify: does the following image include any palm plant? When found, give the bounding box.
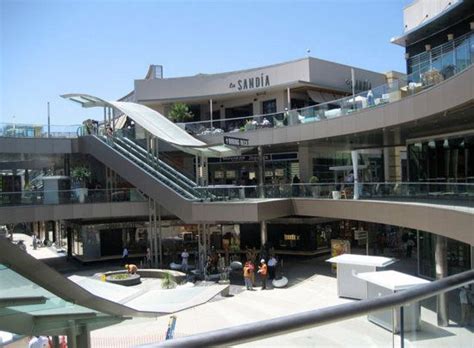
[168,103,194,123]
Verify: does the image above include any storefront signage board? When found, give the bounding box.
[223,136,249,147]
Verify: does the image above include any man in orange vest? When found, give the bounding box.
[258,259,268,290]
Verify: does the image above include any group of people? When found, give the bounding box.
[242,255,277,291]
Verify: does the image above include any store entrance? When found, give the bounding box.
[225,104,253,119]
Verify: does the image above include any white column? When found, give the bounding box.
[286,88,291,109]
[351,150,359,200]
[209,99,213,129]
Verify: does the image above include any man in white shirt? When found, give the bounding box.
[122,247,129,265]
[267,256,277,280]
[181,249,189,272]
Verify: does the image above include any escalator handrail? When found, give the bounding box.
[94,136,199,200]
[113,137,198,195]
[118,136,197,187]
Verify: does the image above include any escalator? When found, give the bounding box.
[79,135,200,221]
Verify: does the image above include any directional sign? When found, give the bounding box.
[224,136,249,147]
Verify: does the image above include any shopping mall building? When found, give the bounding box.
[0,0,473,299]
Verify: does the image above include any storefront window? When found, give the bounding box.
[262,99,276,114]
[418,231,471,279]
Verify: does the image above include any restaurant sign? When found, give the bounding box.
[229,73,271,91]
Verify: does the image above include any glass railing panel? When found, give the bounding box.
[184,34,473,138]
[0,123,81,138]
[0,188,145,207]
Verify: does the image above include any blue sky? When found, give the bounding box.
[1,0,411,125]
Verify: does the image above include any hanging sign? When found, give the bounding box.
[223,136,249,147]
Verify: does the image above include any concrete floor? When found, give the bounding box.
[90,255,473,348]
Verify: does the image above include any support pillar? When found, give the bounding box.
[435,235,449,327]
[76,324,91,348]
[158,204,162,267]
[209,99,213,129]
[152,200,158,267]
[257,146,265,198]
[260,221,267,247]
[351,150,359,199]
[383,147,390,182]
[67,321,77,348]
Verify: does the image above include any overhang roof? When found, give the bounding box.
[62,94,246,158]
[391,0,472,47]
[0,263,123,336]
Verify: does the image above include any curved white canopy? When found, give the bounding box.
[62,93,247,157]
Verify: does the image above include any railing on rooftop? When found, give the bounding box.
[183,32,474,137]
[140,270,474,347]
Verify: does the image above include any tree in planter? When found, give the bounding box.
[71,166,91,203]
[168,103,194,123]
[71,167,91,188]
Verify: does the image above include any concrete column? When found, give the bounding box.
[157,202,162,267]
[257,146,265,198]
[298,144,311,182]
[67,320,77,348]
[76,325,91,348]
[435,235,449,327]
[260,221,267,246]
[286,88,291,110]
[383,147,390,182]
[209,99,213,128]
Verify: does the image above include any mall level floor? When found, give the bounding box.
[90,256,473,348]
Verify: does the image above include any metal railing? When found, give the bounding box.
[0,123,81,138]
[0,188,145,207]
[140,269,474,347]
[196,182,474,205]
[183,35,474,137]
[1,182,472,207]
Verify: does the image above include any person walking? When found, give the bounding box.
[268,256,277,280]
[243,261,253,290]
[459,285,472,326]
[258,259,268,290]
[122,246,129,265]
[145,247,152,268]
[181,249,189,272]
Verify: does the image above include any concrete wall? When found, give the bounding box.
[135,57,385,103]
[0,201,149,224]
[0,137,77,154]
[403,0,462,32]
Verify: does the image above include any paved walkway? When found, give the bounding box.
[11,233,65,259]
[91,256,473,348]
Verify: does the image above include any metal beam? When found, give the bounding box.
[0,296,47,307]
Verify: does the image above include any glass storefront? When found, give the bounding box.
[312,151,383,183]
[418,231,471,279]
[408,134,474,182]
[208,152,299,185]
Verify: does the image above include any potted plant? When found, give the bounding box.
[309,176,320,198]
[168,103,194,129]
[71,166,91,203]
